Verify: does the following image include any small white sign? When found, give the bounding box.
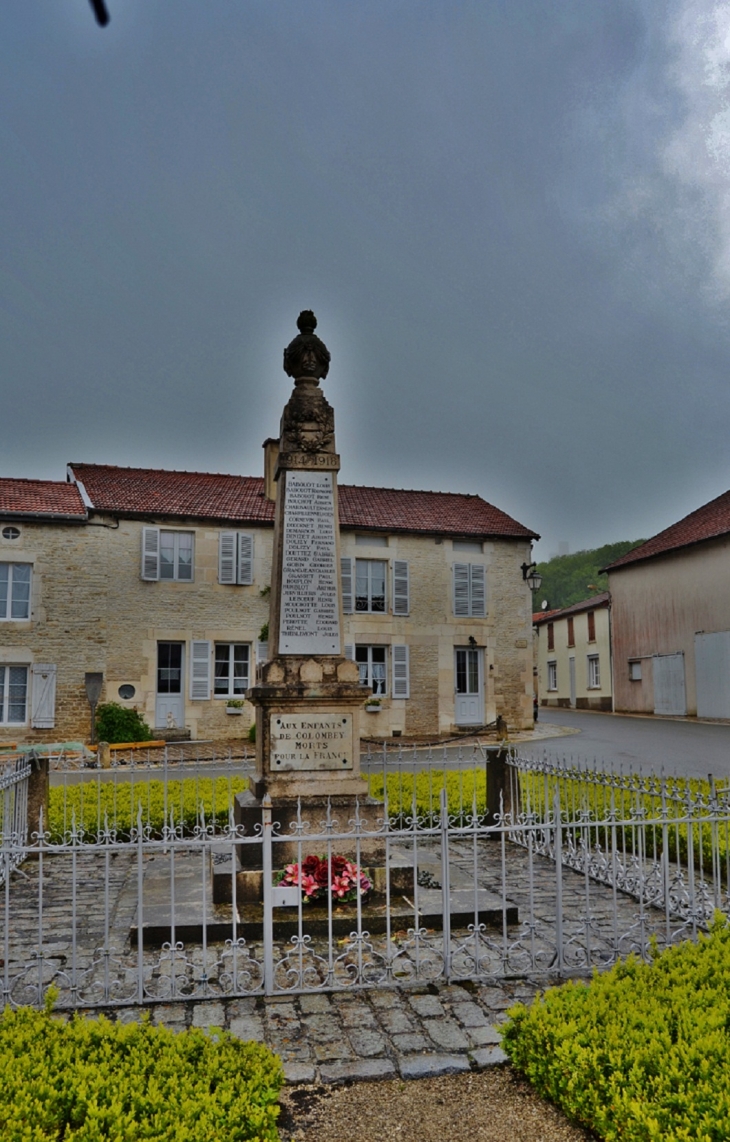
[271,885,300,908]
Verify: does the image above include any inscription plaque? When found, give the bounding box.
[270,712,353,771]
[279,470,341,655]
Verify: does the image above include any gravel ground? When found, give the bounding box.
[278,1065,596,1142]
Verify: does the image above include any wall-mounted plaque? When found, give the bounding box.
[279,470,341,655]
[270,712,353,771]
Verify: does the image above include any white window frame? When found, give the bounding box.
[453,563,486,617]
[218,532,255,585]
[141,528,195,582]
[214,642,251,698]
[547,661,558,691]
[355,559,387,614]
[0,664,29,724]
[0,562,32,621]
[355,645,388,695]
[587,654,600,689]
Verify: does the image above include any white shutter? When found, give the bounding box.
[141,527,160,581]
[344,644,355,660]
[470,564,486,617]
[237,533,254,585]
[31,664,57,728]
[453,563,470,616]
[392,560,410,616]
[256,641,269,664]
[341,557,354,613]
[218,532,237,584]
[190,640,211,700]
[392,645,410,699]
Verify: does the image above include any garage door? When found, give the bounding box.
[653,653,686,716]
[695,631,730,719]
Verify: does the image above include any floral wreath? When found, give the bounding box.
[277,854,371,904]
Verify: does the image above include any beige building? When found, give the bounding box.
[0,461,538,743]
[534,593,612,711]
[607,489,730,718]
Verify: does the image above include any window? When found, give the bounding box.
[0,563,31,620]
[453,563,486,617]
[214,643,251,697]
[547,661,557,691]
[587,611,596,642]
[567,617,575,647]
[118,684,136,700]
[218,532,254,585]
[629,660,642,681]
[547,623,554,651]
[157,643,183,694]
[355,560,386,613]
[2,526,20,540]
[141,528,194,582]
[0,665,28,723]
[587,655,600,688]
[355,646,387,695]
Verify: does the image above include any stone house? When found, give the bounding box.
[606,489,730,718]
[533,592,612,711]
[0,461,538,743]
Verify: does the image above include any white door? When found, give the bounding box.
[695,632,730,718]
[455,648,484,725]
[569,657,576,708]
[653,653,686,716]
[156,642,185,729]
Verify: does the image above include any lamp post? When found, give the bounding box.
[85,673,104,745]
[520,562,543,592]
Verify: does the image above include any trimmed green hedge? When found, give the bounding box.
[48,776,248,840]
[0,998,283,1140]
[502,920,730,1141]
[368,769,487,821]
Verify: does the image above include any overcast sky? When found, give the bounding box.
[3,1,730,558]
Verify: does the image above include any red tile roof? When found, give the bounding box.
[605,491,730,571]
[69,463,538,539]
[533,592,610,625]
[0,479,86,520]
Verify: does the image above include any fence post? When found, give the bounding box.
[486,745,519,827]
[262,795,274,996]
[440,787,452,981]
[26,751,49,842]
[98,742,111,770]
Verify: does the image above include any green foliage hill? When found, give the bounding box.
[535,539,645,611]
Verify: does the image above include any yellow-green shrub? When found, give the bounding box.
[48,777,248,840]
[368,769,487,822]
[503,919,730,1141]
[0,999,283,1141]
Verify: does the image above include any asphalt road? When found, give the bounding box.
[525,708,730,780]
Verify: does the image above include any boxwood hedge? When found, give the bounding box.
[502,919,730,1141]
[0,997,283,1141]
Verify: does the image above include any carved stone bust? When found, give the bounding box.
[283,311,331,383]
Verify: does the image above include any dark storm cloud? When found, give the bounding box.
[1,0,729,557]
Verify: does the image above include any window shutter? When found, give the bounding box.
[237,533,254,585]
[218,532,237,584]
[341,557,354,613]
[392,645,410,699]
[453,563,470,616]
[190,640,211,700]
[344,643,355,661]
[141,527,160,581]
[256,641,269,664]
[469,565,486,617]
[392,560,410,616]
[31,664,57,728]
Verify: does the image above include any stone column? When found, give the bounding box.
[26,751,49,841]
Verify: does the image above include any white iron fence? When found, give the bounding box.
[2,744,729,1010]
[0,755,30,885]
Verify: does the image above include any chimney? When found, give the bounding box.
[263,437,279,502]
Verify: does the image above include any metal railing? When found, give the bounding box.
[1,755,31,884]
[2,745,730,1010]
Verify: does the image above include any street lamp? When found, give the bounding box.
[520,562,543,591]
